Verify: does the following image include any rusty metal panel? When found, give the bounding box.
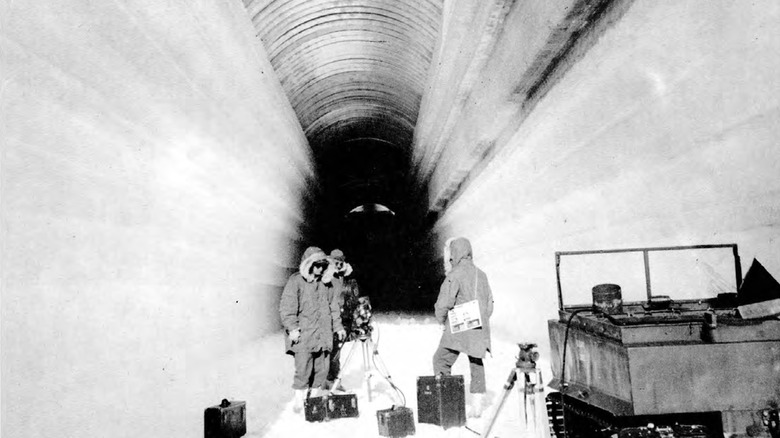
[627,342,780,415]
[549,320,634,415]
[617,321,702,345]
[558,308,706,345]
[550,317,780,418]
[701,319,780,343]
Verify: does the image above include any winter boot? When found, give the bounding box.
[326,380,345,393]
[292,389,306,413]
[468,393,485,418]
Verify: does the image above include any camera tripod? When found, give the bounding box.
[482,343,551,438]
[330,332,395,403]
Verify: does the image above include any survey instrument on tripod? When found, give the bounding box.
[482,343,551,438]
[331,322,403,405]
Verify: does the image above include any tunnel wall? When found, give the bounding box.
[1,0,311,436]
[434,0,780,359]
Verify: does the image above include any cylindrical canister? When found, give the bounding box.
[592,283,623,315]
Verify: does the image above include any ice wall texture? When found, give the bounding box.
[433,0,780,356]
[1,0,312,436]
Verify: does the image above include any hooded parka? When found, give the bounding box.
[280,247,343,355]
[326,261,360,336]
[434,238,494,358]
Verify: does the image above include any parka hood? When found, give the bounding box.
[443,237,456,274]
[327,249,352,277]
[333,259,353,277]
[299,246,327,282]
[444,237,472,273]
[322,258,352,285]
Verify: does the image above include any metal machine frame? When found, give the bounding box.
[555,243,742,310]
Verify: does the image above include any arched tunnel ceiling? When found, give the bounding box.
[242,0,637,221]
[244,0,443,149]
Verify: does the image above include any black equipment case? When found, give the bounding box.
[377,405,416,437]
[204,399,246,438]
[304,393,359,422]
[416,375,466,429]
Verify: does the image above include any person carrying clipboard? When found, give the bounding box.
[432,237,494,418]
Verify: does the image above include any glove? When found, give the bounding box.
[289,328,301,343]
[336,329,347,342]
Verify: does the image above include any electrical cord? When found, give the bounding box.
[369,324,407,407]
[559,308,591,438]
[464,425,481,435]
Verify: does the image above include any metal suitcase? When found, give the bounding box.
[377,406,416,437]
[304,395,328,422]
[304,393,359,422]
[416,375,466,429]
[204,399,246,438]
[327,393,359,419]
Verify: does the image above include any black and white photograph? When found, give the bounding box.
[2,1,779,437]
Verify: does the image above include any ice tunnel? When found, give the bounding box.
[3,0,780,436]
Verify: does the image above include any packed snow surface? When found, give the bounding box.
[226,312,554,437]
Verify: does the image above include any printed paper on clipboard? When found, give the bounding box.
[447,300,482,334]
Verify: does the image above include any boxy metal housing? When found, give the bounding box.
[549,244,780,437]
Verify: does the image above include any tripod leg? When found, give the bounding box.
[533,370,552,438]
[370,343,393,383]
[523,378,529,426]
[519,368,552,438]
[331,340,358,392]
[368,341,403,406]
[361,341,373,402]
[482,368,518,438]
[527,379,537,431]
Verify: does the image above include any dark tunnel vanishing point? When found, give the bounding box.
[247,0,447,310]
[301,132,444,312]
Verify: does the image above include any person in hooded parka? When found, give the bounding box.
[279,246,346,413]
[433,237,494,418]
[323,248,361,391]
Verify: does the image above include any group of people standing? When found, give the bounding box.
[280,237,494,418]
[279,246,361,412]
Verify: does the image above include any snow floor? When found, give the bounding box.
[235,312,555,438]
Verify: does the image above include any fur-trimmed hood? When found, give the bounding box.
[299,246,328,282]
[334,259,353,277]
[322,258,353,285]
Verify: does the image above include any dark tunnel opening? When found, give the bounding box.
[300,135,444,312]
[245,0,446,315]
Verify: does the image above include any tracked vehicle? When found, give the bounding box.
[547,244,780,438]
